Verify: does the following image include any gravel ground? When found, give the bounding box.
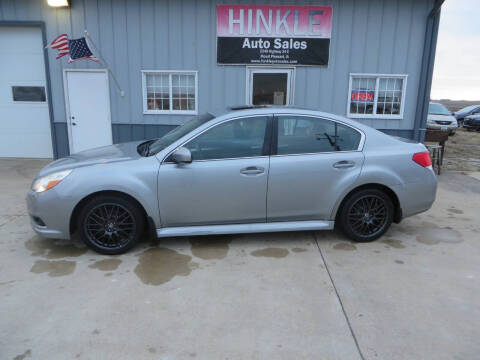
[429,128,480,172]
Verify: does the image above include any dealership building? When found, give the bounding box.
[0,0,442,159]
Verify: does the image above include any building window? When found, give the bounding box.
[142,71,197,115]
[12,86,46,102]
[347,74,407,119]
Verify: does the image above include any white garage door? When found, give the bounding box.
[0,27,53,158]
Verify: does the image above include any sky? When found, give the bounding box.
[431,0,480,100]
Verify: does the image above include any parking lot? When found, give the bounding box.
[1,158,479,360]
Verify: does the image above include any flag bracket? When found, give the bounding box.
[84,30,125,97]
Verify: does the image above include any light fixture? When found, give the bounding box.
[47,0,69,7]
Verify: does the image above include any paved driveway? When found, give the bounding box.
[0,159,479,360]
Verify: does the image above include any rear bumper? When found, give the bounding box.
[392,169,438,219]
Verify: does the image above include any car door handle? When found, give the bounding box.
[333,160,355,169]
[240,166,264,175]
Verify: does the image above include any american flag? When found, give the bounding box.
[46,33,100,63]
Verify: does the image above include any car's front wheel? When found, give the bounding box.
[77,194,145,254]
[338,189,393,242]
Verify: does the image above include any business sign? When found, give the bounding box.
[216,5,332,66]
[351,90,375,103]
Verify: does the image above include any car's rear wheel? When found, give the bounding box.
[77,195,144,254]
[339,189,393,242]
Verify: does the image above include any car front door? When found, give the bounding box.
[157,115,272,227]
[267,114,365,222]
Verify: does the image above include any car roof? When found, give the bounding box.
[211,105,373,133]
[457,104,480,113]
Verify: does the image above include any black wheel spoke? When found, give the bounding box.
[347,194,388,237]
[84,203,136,249]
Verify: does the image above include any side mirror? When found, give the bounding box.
[170,147,192,164]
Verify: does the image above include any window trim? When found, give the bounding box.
[347,73,408,120]
[245,66,296,106]
[272,114,365,156]
[141,70,198,115]
[163,114,274,163]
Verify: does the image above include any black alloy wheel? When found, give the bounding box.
[339,189,393,242]
[78,195,144,254]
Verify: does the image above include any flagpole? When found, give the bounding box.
[84,30,125,97]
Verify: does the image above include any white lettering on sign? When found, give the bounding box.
[224,7,330,37]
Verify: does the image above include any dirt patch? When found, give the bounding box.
[291,247,308,253]
[381,239,406,249]
[436,129,480,171]
[333,243,357,251]
[251,248,289,258]
[30,260,76,277]
[393,221,463,245]
[134,247,198,286]
[25,237,87,259]
[188,235,232,260]
[447,208,464,215]
[416,227,463,245]
[13,349,31,360]
[88,258,122,271]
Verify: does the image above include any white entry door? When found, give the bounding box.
[0,26,53,158]
[246,67,295,106]
[64,70,112,153]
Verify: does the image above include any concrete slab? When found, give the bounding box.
[1,159,479,360]
[317,172,480,360]
[0,160,361,360]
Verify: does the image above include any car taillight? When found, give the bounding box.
[412,152,432,168]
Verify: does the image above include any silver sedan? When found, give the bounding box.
[27,107,437,254]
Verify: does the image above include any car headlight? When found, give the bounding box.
[31,169,72,193]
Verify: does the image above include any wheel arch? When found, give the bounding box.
[69,190,149,235]
[333,183,402,224]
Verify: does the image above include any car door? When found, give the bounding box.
[267,114,365,222]
[157,115,272,227]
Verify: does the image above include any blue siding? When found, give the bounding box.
[112,124,176,143]
[1,0,434,138]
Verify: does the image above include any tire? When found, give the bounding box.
[338,189,394,242]
[77,194,145,254]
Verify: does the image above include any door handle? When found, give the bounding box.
[240,166,264,175]
[333,160,355,169]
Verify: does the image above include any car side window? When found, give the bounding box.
[276,116,361,155]
[184,116,268,161]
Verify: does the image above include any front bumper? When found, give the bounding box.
[26,190,71,239]
[426,123,457,132]
[463,120,480,130]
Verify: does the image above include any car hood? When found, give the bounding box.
[427,114,456,121]
[466,115,480,120]
[37,141,145,177]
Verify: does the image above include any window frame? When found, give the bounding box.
[272,114,365,156]
[141,70,198,115]
[347,73,408,120]
[163,114,273,163]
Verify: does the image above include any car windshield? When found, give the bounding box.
[458,105,479,114]
[428,103,450,116]
[148,113,214,155]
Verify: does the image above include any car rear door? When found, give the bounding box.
[157,115,272,227]
[267,114,365,222]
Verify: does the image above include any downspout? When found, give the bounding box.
[413,0,445,142]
